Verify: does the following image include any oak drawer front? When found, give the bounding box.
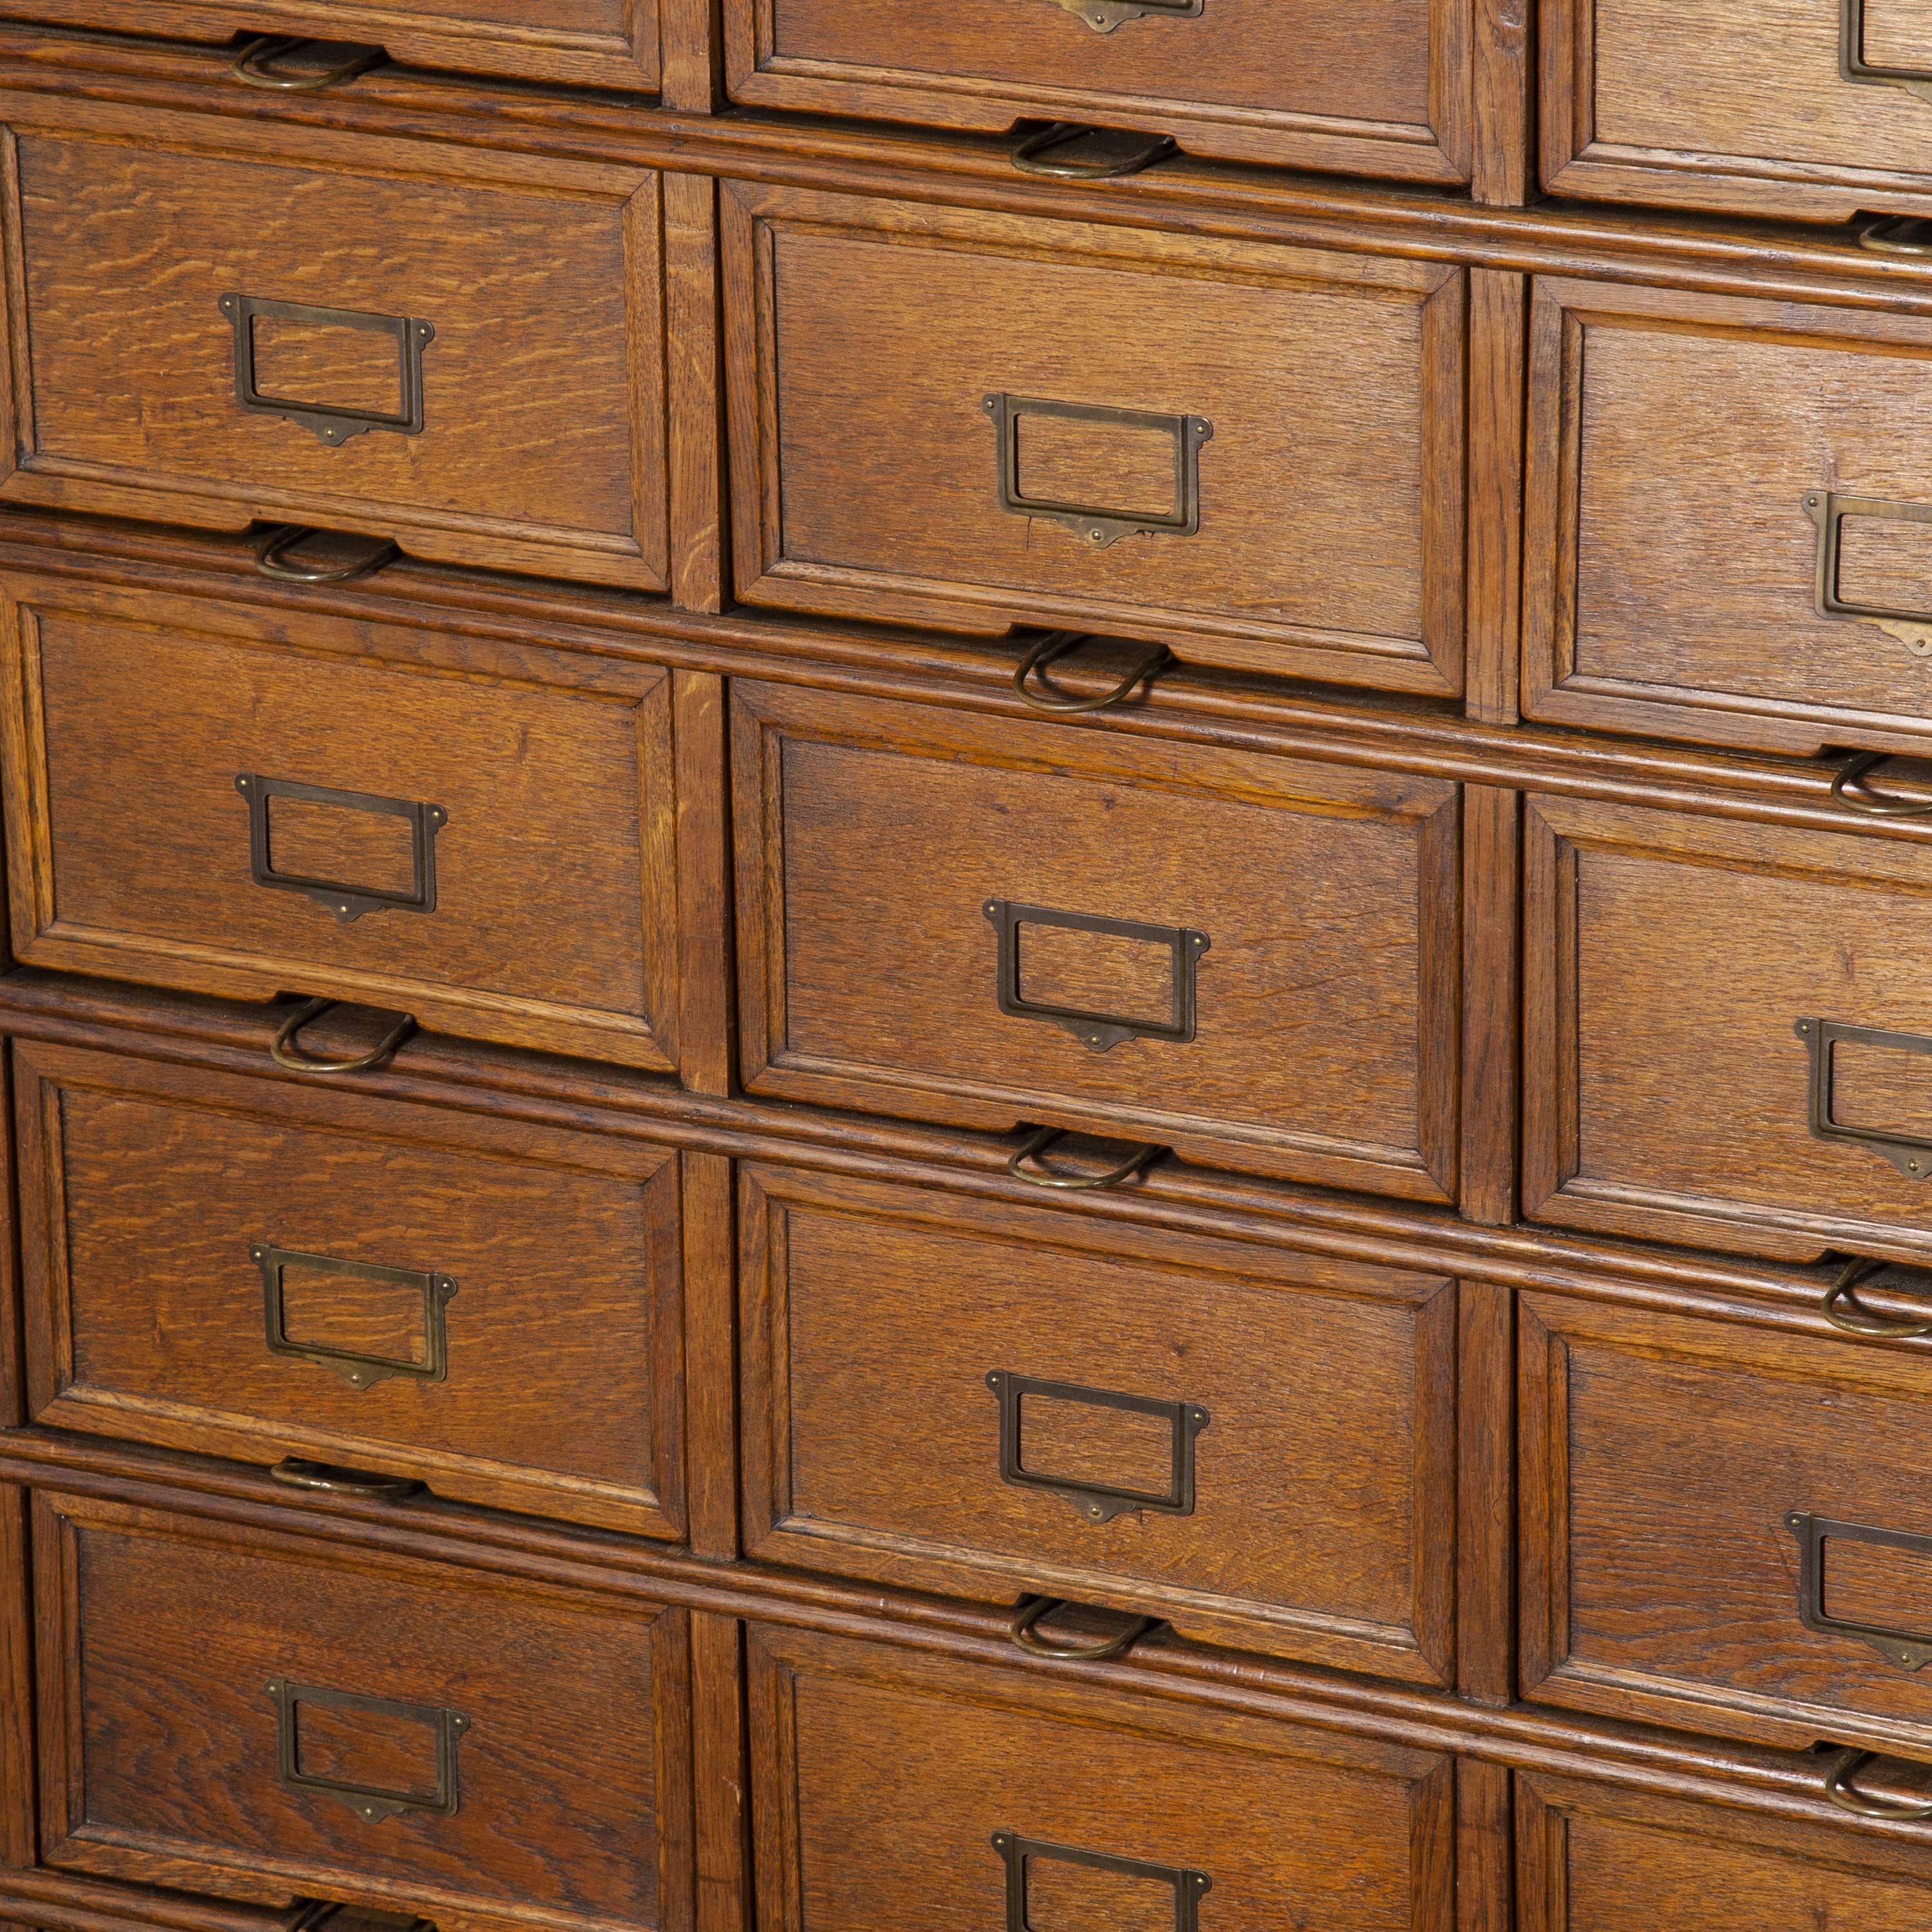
[1547,0,1932,221]
[1523,793,1932,1262]
[14,1039,685,1540]
[749,1623,1454,1932]
[1522,1290,1932,1757]
[1525,277,1932,758]
[722,184,1466,695]
[0,582,681,1071]
[731,683,1461,1197]
[0,99,669,591]
[0,2,660,90]
[724,0,1469,183]
[739,1164,1456,1682]
[32,1493,691,1932]
[1519,1772,1932,1932]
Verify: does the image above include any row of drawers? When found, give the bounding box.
[10,1,1932,226]
[12,1016,1932,1767]
[8,1480,1932,1932]
[10,552,1932,1266]
[14,80,1932,755]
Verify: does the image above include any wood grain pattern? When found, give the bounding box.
[0,575,685,1072]
[0,1,662,91]
[722,181,1467,695]
[724,0,1473,183]
[738,1161,1458,1681]
[748,1620,1456,1932]
[731,679,1463,1195]
[32,1491,694,1932]
[1525,275,1932,759]
[12,1037,687,1539]
[0,94,670,591]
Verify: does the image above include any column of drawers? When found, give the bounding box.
[1,11,1931,1932]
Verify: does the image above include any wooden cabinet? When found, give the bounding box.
[29,1491,693,1932]
[0,85,681,590]
[739,1162,1458,1680]
[747,1621,1457,1932]
[731,681,1462,1195]
[722,0,1473,183]
[12,1036,688,1538]
[0,1,665,91]
[722,183,1467,694]
[0,569,697,1072]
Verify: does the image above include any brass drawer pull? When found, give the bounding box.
[1034,0,1203,32]
[219,293,435,446]
[1013,631,1172,712]
[1789,1512,1932,1670]
[1009,1596,1161,1660]
[266,1677,468,1823]
[985,392,1210,547]
[1006,1127,1166,1190]
[236,773,446,923]
[1794,1018,1932,1177]
[986,1371,1208,1523]
[269,1457,425,1502]
[1825,1256,1932,1338]
[992,1834,1210,1932]
[1824,1747,1932,1820]
[232,37,386,91]
[1862,216,1932,253]
[271,998,418,1076]
[1803,492,1932,661]
[255,1244,458,1391]
[983,899,1208,1052]
[1011,122,1179,178]
[1830,751,1932,818]
[255,526,400,585]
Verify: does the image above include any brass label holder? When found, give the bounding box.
[220,293,434,445]
[1794,1017,1932,1179]
[1787,1511,1932,1671]
[1037,0,1203,32]
[253,1242,457,1392]
[1804,490,1932,659]
[266,1678,469,1823]
[235,773,446,924]
[986,1370,1208,1524]
[991,1834,1210,1931]
[1841,0,1932,104]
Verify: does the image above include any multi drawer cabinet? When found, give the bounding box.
[9,10,1932,1932]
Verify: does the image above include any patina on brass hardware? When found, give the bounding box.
[255,526,400,585]
[986,1371,1208,1523]
[237,773,446,923]
[1011,123,1180,178]
[1841,0,1932,104]
[1787,1512,1932,1670]
[1824,1256,1932,1338]
[1008,1597,1162,1660]
[1830,750,1932,818]
[254,1243,458,1390]
[1794,1018,1932,1177]
[288,1906,437,1932]
[266,1678,468,1822]
[271,998,418,1076]
[985,393,1210,546]
[269,1458,425,1502]
[221,294,434,446]
[233,37,386,90]
[1033,0,1203,32]
[1006,1127,1166,1190]
[1824,1746,1932,1819]
[992,1833,1211,1932]
[1804,490,1932,661]
[982,898,1208,1052]
[1013,631,1173,712]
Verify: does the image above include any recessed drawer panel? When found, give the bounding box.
[32,1493,691,1932]
[724,0,1470,183]
[723,184,1466,696]
[1519,1772,1932,1932]
[0,97,669,589]
[0,2,659,91]
[739,1164,1456,1682]
[1547,0,1932,221]
[731,683,1462,1197]
[14,1038,685,1539]
[0,578,683,1071]
[1523,793,1932,1262]
[749,1623,1453,1932]
[1522,1288,1932,1757]
[1525,277,1932,757]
